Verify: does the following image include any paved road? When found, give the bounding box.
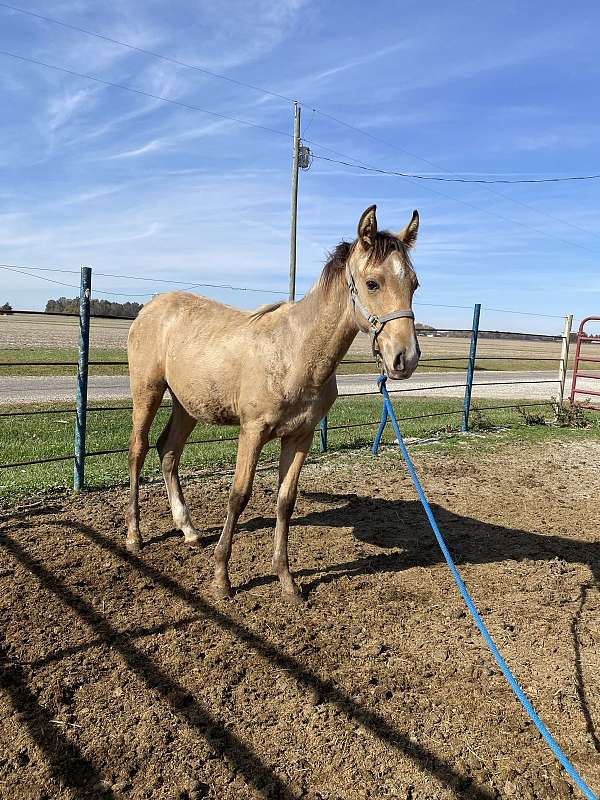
[0,370,596,405]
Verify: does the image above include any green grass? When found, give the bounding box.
[1,395,597,500]
[0,347,129,376]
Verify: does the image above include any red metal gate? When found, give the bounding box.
[570,315,600,410]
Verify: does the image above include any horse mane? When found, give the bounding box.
[319,232,411,293]
[249,230,413,322]
[248,300,287,323]
[319,241,353,292]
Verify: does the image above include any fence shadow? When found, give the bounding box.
[9,518,500,800]
[234,491,600,753]
[571,582,600,754]
[3,491,598,798]
[0,531,294,800]
[0,634,114,799]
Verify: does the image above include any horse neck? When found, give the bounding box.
[288,275,359,386]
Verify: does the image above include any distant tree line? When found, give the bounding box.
[0,302,12,314]
[421,329,565,343]
[45,297,143,318]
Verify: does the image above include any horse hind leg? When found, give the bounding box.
[125,380,165,552]
[156,396,198,545]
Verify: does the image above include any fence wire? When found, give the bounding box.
[0,307,572,478]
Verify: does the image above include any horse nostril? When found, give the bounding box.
[393,351,405,372]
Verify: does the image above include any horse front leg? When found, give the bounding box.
[213,425,267,599]
[273,430,313,603]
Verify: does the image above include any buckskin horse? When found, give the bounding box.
[126,205,421,602]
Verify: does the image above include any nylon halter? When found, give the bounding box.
[345,264,415,368]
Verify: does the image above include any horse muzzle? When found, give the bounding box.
[382,345,420,380]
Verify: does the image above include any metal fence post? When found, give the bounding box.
[461,303,481,432]
[555,313,573,418]
[73,266,92,491]
[319,416,328,452]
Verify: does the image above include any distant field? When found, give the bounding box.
[0,312,131,349]
[342,331,566,374]
[1,313,570,376]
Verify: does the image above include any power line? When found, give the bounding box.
[0,263,80,275]
[0,1,293,103]
[412,301,560,318]
[0,38,596,258]
[0,49,291,140]
[5,0,600,256]
[312,154,600,185]
[1,39,597,254]
[0,263,564,318]
[0,264,81,290]
[309,118,600,243]
[2,3,599,187]
[0,49,372,171]
[93,270,284,294]
[312,153,600,242]
[0,263,285,295]
[0,48,393,172]
[312,154,600,256]
[0,264,156,296]
[480,307,563,318]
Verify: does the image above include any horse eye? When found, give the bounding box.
[366,280,379,291]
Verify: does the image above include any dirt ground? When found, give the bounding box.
[0,314,132,350]
[0,438,598,800]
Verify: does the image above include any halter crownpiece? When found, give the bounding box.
[345,265,414,364]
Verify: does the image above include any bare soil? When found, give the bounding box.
[348,332,563,362]
[0,439,599,800]
[0,314,132,350]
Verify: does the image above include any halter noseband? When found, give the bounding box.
[345,265,415,364]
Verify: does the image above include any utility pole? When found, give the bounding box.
[288,101,301,302]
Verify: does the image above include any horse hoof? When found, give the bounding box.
[125,538,142,553]
[282,588,305,605]
[212,583,233,601]
[184,533,201,547]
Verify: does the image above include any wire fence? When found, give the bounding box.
[0,284,576,489]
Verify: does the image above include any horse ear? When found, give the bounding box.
[357,205,377,248]
[397,210,419,249]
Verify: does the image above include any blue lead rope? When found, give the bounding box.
[373,375,597,800]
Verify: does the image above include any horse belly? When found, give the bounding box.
[169,375,241,426]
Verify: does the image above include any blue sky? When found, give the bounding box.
[1,0,599,334]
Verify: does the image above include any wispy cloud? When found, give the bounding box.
[105,140,164,159]
[46,86,99,131]
[1,0,599,332]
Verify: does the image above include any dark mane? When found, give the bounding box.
[319,241,353,291]
[248,300,286,323]
[319,231,412,292]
